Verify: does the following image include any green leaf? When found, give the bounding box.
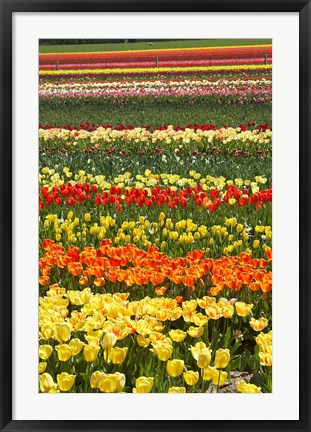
[223,327,231,348]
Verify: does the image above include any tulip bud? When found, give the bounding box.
[187,326,204,338]
[39,362,47,374]
[80,288,91,304]
[222,305,234,319]
[153,343,173,361]
[69,338,84,355]
[235,302,253,317]
[98,372,126,393]
[197,349,212,369]
[136,335,150,347]
[133,377,154,393]
[100,332,117,349]
[168,329,187,343]
[259,352,272,366]
[212,369,227,386]
[55,344,72,362]
[202,365,216,381]
[166,359,185,377]
[249,317,268,332]
[39,373,57,393]
[168,386,186,393]
[84,213,91,222]
[190,341,207,360]
[54,322,71,343]
[40,324,55,340]
[183,370,199,386]
[109,347,128,365]
[84,344,100,362]
[215,348,230,369]
[90,371,103,389]
[114,372,126,392]
[237,380,261,393]
[39,344,53,360]
[98,374,118,393]
[57,372,76,392]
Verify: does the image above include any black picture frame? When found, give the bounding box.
[0,1,310,431]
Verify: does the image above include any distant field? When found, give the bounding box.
[39,39,272,53]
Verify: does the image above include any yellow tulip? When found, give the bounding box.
[235,302,253,317]
[54,322,71,343]
[114,372,126,392]
[90,371,103,389]
[197,349,212,369]
[136,335,151,347]
[156,309,171,321]
[55,344,72,362]
[187,326,204,338]
[166,359,185,377]
[109,347,128,365]
[237,380,261,393]
[169,329,187,342]
[221,305,234,318]
[100,332,117,349]
[259,352,272,366]
[212,370,227,386]
[152,342,173,361]
[249,317,268,332]
[236,224,243,233]
[69,338,84,355]
[182,299,197,313]
[259,343,272,354]
[39,362,47,374]
[170,308,182,321]
[98,374,119,393]
[84,213,91,222]
[202,365,216,381]
[190,341,207,360]
[136,319,150,336]
[98,372,126,393]
[168,386,186,393]
[57,372,76,392]
[40,324,55,340]
[80,288,92,304]
[39,344,53,360]
[255,330,272,347]
[193,313,209,327]
[84,344,100,362]
[205,304,222,320]
[39,373,57,393]
[183,371,199,386]
[215,348,230,369]
[133,377,154,393]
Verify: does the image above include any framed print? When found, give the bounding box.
[0,1,310,432]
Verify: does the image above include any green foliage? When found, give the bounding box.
[40,152,272,184]
[39,39,272,53]
[39,103,272,129]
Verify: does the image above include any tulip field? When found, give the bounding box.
[39,40,272,394]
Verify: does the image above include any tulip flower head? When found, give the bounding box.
[166,359,185,377]
[237,380,261,393]
[57,372,76,392]
[133,376,154,393]
[39,373,57,393]
[215,348,230,369]
[183,370,199,386]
